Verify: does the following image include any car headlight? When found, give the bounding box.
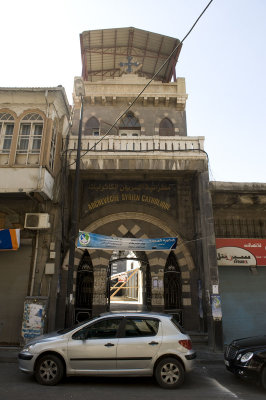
[240,352,253,363]
[22,344,35,353]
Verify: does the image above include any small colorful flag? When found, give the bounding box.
[0,229,20,251]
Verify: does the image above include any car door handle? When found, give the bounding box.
[148,341,159,345]
[104,343,115,347]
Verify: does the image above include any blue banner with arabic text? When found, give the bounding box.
[77,231,177,251]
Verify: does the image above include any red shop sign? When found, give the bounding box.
[216,238,266,266]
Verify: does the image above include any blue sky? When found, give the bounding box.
[1,0,265,183]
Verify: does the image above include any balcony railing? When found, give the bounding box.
[68,135,205,154]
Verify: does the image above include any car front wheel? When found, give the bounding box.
[154,357,185,389]
[35,354,64,385]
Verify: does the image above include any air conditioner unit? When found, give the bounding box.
[24,213,50,229]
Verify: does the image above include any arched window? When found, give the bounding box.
[120,112,140,129]
[17,113,43,154]
[119,112,141,137]
[84,117,100,136]
[159,118,174,136]
[0,112,15,153]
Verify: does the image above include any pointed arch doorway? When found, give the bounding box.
[75,250,94,323]
[164,251,182,325]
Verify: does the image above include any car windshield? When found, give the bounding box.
[57,316,98,335]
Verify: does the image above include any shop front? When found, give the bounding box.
[0,230,32,344]
[217,238,266,344]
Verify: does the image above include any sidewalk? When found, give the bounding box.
[0,344,224,364]
[193,344,224,364]
[0,346,20,363]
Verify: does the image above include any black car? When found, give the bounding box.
[224,335,266,389]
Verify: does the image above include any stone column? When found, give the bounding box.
[92,267,107,315]
[197,171,223,350]
[151,269,164,312]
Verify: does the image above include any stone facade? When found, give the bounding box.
[57,28,226,348]
[62,61,221,347]
[211,182,266,238]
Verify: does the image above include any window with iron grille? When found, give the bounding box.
[0,113,15,153]
[119,112,140,129]
[214,218,266,238]
[119,112,140,136]
[17,113,43,154]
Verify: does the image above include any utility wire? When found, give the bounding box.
[68,0,214,167]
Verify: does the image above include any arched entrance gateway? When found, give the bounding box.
[64,211,196,331]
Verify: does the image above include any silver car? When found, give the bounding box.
[18,312,196,389]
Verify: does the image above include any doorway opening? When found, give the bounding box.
[107,250,151,312]
[110,251,142,304]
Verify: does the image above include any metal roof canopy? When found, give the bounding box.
[80,27,182,83]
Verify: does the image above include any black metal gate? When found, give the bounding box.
[75,250,94,323]
[164,251,182,325]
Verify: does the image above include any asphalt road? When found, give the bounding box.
[0,362,265,400]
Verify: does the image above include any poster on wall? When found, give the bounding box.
[216,238,266,266]
[77,231,177,251]
[21,297,48,342]
[152,277,163,289]
[211,294,222,320]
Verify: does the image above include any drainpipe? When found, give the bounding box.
[30,230,39,296]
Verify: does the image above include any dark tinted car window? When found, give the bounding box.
[57,316,98,335]
[124,318,159,337]
[72,318,122,340]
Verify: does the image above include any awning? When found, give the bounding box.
[0,229,20,251]
[80,27,182,83]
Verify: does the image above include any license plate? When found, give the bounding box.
[224,360,229,366]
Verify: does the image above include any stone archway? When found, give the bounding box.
[62,211,195,316]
